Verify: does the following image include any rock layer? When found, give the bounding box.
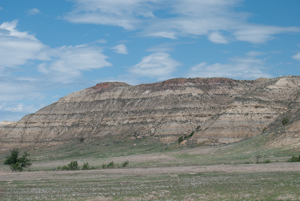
[1,76,300,151]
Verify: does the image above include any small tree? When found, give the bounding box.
[282,117,289,125]
[82,162,90,170]
[4,149,32,172]
[122,160,129,167]
[178,136,184,144]
[67,161,79,170]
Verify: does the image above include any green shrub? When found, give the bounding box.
[178,136,184,144]
[102,161,116,169]
[4,149,32,172]
[287,155,300,162]
[79,137,85,142]
[122,160,129,167]
[196,126,201,131]
[263,160,271,163]
[282,117,289,125]
[82,162,90,170]
[90,166,96,169]
[57,166,61,170]
[178,131,194,144]
[67,161,79,170]
[107,161,115,168]
[61,165,68,170]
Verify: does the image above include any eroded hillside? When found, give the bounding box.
[1,76,300,151]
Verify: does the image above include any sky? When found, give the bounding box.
[1,0,300,122]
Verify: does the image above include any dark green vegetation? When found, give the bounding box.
[282,117,289,125]
[288,155,300,162]
[58,161,96,170]
[178,131,194,144]
[4,149,31,172]
[101,160,129,169]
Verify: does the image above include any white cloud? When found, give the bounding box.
[146,43,174,52]
[187,52,271,79]
[129,52,181,79]
[0,20,112,83]
[64,0,157,30]
[233,25,300,44]
[0,7,3,10]
[0,20,48,69]
[292,53,300,60]
[112,44,128,54]
[208,32,228,44]
[38,45,112,83]
[0,80,44,102]
[96,39,107,43]
[0,103,44,113]
[27,8,41,15]
[64,0,300,44]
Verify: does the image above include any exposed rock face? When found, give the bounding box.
[1,76,300,151]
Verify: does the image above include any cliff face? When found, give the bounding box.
[1,76,300,151]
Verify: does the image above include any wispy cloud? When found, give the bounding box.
[64,0,157,30]
[208,32,228,44]
[292,53,300,60]
[0,20,112,83]
[27,8,41,15]
[37,45,112,83]
[64,0,300,44]
[0,20,48,70]
[187,52,271,79]
[112,44,128,54]
[129,52,181,80]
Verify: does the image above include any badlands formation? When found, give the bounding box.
[1,76,300,151]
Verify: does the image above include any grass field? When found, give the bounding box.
[1,133,300,200]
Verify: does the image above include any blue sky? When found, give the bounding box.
[1,0,300,122]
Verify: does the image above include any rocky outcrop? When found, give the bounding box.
[1,76,300,151]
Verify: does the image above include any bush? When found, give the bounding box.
[263,160,271,163]
[4,149,32,172]
[178,131,194,144]
[287,155,300,162]
[282,117,289,125]
[107,161,115,168]
[67,161,79,170]
[122,160,129,167]
[82,162,90,170]
[79,137,85,142]
[61,165,68,170]
[178,136,184,144]
[102,163,107,169]
[196,126,201,131]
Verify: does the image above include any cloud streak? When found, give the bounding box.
[129,52,181,80]
[187,52,271,80]
[27,8,41,15]
[64,0,300,44]
[38,45,112,83]
[0,20,48,69]
[112,44,128,54]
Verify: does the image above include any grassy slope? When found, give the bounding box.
[1,133,300,200]
[1,131,300,171]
